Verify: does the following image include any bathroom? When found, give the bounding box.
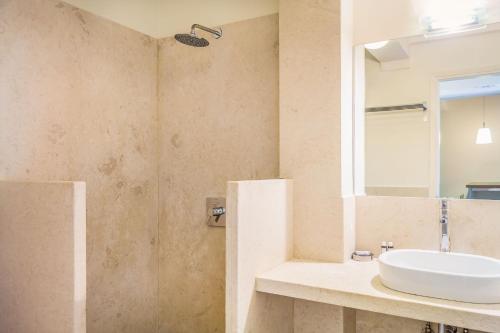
[1,0,500,332]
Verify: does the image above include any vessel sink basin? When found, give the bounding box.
[379,249,500,303]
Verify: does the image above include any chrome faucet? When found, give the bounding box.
[440,199,450,252]
[438,203,454,333]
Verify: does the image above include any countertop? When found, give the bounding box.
[255,260,500,332]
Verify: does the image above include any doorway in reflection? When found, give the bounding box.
[440,74,500,199]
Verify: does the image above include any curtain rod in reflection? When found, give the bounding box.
[366,103,428,113]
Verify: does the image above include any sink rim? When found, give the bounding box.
[379,249,500,279]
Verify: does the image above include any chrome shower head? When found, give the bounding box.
[174,34,209,47]
[174,24,222,47]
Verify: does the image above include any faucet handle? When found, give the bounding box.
[381,241,388,254]
[440,199,448,210]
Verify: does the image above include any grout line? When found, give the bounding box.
[156,38,161,333]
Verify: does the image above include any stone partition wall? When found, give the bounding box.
[0,1,158,332]
[158,15,280,332]
[226,180,294,333]
[0,181,86,333]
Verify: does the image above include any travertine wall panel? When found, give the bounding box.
[0,181,86,333]
[356,196,500,260]
[294,301,355,333]
[0,1,158,332]
[279,0,354,262]
[158,15,279,332]
[356,196,440,255]
[226,180,294,333]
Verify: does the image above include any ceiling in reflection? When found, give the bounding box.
[440,73,500,100]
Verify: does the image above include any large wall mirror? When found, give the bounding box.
[361,23,500,200]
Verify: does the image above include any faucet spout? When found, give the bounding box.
[440,233,450,252]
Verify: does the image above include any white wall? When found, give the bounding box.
[366,30,500,107]
[365,111,429,189]
[441,95,500,198]
[365,30,500,192]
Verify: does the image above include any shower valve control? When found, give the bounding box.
[206,197,226,227]
[212,207,225,217]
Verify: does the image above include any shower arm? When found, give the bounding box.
[190,24,222,39]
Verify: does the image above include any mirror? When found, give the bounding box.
[362,26,500,199]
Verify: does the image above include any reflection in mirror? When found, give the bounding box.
[363,26,500,199]
[440,75,500,199]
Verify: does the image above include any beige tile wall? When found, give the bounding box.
[226,180,294,333]
[356,196,500,259]
[0,181,86,333]
[1,2,279,332]
[158,15,279,332]
[356,310,428,333]
[294,301,355,333]
[279,0,353,263]
[450,199,500,259]
[0,1,158,332]
[356,196,440,256]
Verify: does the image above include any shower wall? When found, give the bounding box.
[158,14,279,332]
[1,1,278,332]
[0,1,158,332]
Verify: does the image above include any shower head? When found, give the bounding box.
[174,34,209,47]
[174,24,222,47]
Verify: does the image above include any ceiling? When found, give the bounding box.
[366,40,410,70]
[440,73,500,100]
[367,21,500,71]
[62,0,278,38]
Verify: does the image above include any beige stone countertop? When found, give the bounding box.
[255,260,500,332]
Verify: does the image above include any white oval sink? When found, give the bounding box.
[379,249,500,303]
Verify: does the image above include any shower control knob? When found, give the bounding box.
[206,197,226,227]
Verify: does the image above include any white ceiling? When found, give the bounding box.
[62,0,278,38]
[440,73,500,100]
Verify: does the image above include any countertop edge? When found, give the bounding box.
[255,261,500,332]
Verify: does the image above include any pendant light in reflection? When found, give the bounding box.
[475,96,492,145]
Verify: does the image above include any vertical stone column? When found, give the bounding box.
[279,0,354,262]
